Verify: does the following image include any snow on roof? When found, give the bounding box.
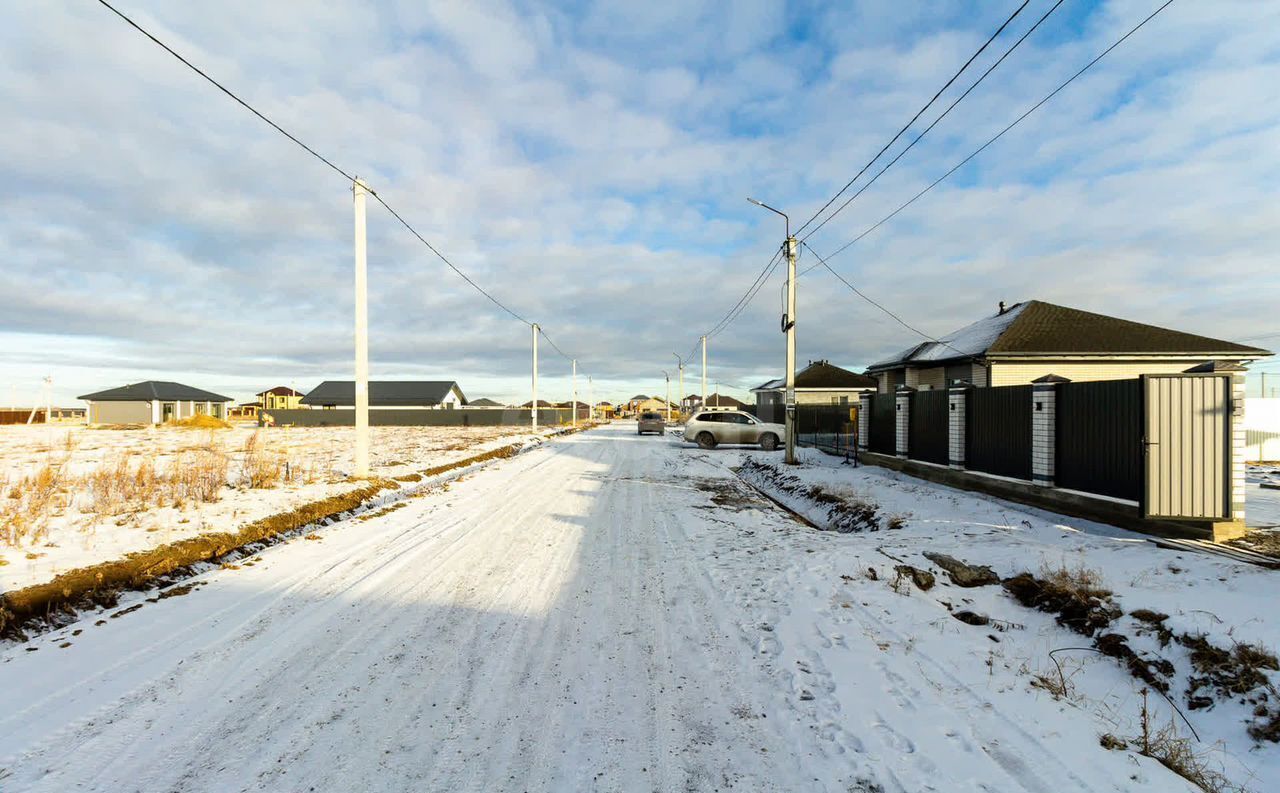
[870,302,1028,369]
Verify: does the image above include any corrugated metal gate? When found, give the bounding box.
[966,385,1032,479]
[869,394,896,454]
[909,390,949,465]
[1143,374,1230,520]
[1056,379,1142,501]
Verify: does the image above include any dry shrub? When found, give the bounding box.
[172,447,228,504]
[1133,691,1248,793]
[1038,561,1111,601]
[1,462,64,546]
[87,448,228,516]
[240,431,283,489]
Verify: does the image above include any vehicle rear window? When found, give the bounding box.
[641,412,660,420]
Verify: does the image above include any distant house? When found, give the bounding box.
[595,401,616,419]
[521,400,556,408]
[79,381,233,425]
[752,360,877,422]
[300,381,467,409]
[229,402,260,421]
[697,393,748,410]
[867,300,1273,392]
[634,396,670,414]
[467,397,505,409]
[257,386,305,411]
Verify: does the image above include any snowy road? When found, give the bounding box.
[0,424,1186,791]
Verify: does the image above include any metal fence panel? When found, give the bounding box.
[795,404,858,455]
[909,390,949,465]
[1056,379,1142,501]
[966,385,1032,479]
[1143,375,1230,520]
[869,394,896,454]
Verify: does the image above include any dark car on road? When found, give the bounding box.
[637,411,665,435]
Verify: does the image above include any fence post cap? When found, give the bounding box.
[1183,360,1246,373]
[1031,374,1071,384]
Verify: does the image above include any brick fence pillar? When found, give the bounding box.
[858,393,872,451]
[895,386,915,459]
[948,383,970,470]
[1030,375,1068,487]
[1231,371,1247,524]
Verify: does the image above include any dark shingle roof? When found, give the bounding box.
[989,301,1270,356]
[78,381,233,403]
[300,381,464,407]
[701,393,748,408]
[870,300,1271,369]
[256,386,303,397]
[467,397,503,407]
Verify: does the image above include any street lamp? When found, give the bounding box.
[662,371,671,422]
[672,353,685,418]
[748,196,798,465]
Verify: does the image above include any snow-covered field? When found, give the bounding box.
[1248,464,1280,528]
[0,424,1275,791]
[0,423,550,592]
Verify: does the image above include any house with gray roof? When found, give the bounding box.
[751,360,877,422]
[300,381,467,409]
[79,381,233,425]
[866,300,1272,392]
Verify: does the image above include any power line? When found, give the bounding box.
[537,327,574,362]
[96,0,556,339]
[801,241,984,365]
[794,0,1031,237]
[801,0,1176,278]
[704,248,783,340]
[800,0,1065,244]
[95,0,354,184]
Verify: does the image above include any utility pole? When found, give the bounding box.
[588,375,594,422]
[672,353,685,418]
[783,234,798,463]
[700,335,707,412]
[531,323,539,430]
[748,197,798,464]
[571,358,578,428]
[663,371,671,422]
[353,177,371,477]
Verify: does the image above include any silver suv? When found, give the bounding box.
[682,408,783,450]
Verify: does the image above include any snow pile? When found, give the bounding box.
[733,449,1280,789]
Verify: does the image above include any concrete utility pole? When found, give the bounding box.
[672,353,685,417]
[531,323,539,430]
[700,335,707,411]
[663,371,671,422]
[748,197,798,464]
[353,178,371,477]
[571,359,578,428]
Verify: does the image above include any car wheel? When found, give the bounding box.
[696,431,717,449]
[759,432,779,451]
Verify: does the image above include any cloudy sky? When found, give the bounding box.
[2,0,1278,406]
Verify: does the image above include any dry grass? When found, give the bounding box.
[239,431,283,489]
[1038,561,1111,601]
[1131,691,1249,793]
[165,415,232,430]
[1,462,66,546]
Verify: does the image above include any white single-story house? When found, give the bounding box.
[866,300,1272,392]
[79,381,233,425]
[300,381,467,409]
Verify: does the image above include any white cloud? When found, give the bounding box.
[0,0,1276,407]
